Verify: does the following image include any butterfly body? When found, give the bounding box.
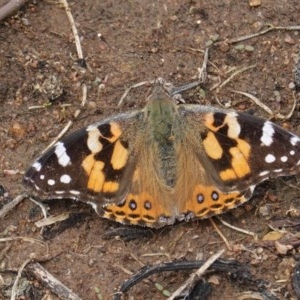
[24,82,300,227]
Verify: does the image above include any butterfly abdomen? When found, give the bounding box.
[143,89,181,188]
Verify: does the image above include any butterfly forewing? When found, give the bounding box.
[180,105,300,192]
[24,111,143,204]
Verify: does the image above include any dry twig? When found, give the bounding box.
[0,0,29,22]
[210,65,256,91]
[59,0,83,59]
[0,193,27,219]
[167,249,225,300]
[216,24,300,46]
[11,258,32,300]
[198,47,209,83]
[0,236,46,248]
[216,217,258,240]
[209,218,232,250]
[118,80,152,107]
[26,262,82,300]
[35,212,70,228]
[234,90,297,120]
[28,196,48,219]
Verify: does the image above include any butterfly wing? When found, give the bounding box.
[174,104,300,220]
[24,109,177,227]
[24,111,144,205]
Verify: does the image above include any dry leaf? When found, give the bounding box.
[249,0,262,7]
[208,275,220,285]
[274,241,293,255]
[262,231,285,241]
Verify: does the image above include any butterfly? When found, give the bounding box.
[24,79,300,228]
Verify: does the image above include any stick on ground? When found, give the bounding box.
[0,0,29,22]
[168,249,225,300]
[26,262,82,300]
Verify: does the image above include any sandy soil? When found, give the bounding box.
[1,1,300,299]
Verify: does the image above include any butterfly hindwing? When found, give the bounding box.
[102,140,177,227]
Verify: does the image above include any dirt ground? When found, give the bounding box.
[1,0,300,299]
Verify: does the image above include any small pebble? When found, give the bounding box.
[235,44,245,50]
[205,40,213,47]
[245,45,255,52]
[288,82,295,89]
[284,34,295,45]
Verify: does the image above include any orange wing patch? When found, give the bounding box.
[103,192,172,226]
[185,184,247,218]
[81,122,129,194]
[203,112,252,181]
[102,181,119,193]
[109,122,123,143]
[203,131,223,160]
[219,138,251,181]
[81,155,105,192]
[111,140,129,170]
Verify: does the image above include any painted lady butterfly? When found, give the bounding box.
[24,80,300,228]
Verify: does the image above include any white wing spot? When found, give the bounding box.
[290,136,300,146]
[265,154,276,163]
[259,170,269,177]
[55,191,65,194]
[290,150,295,156]
[33,161,42,172]
[260,121,275,146]
[87,128,103,153]
[249,185,255,192]
[47,179,55,186]
[280,156,288,163]
[60,174,71,184]
[70,190,80,195]
[40,174,45,180]
[226,113,241,139]
[55,142,71,167]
